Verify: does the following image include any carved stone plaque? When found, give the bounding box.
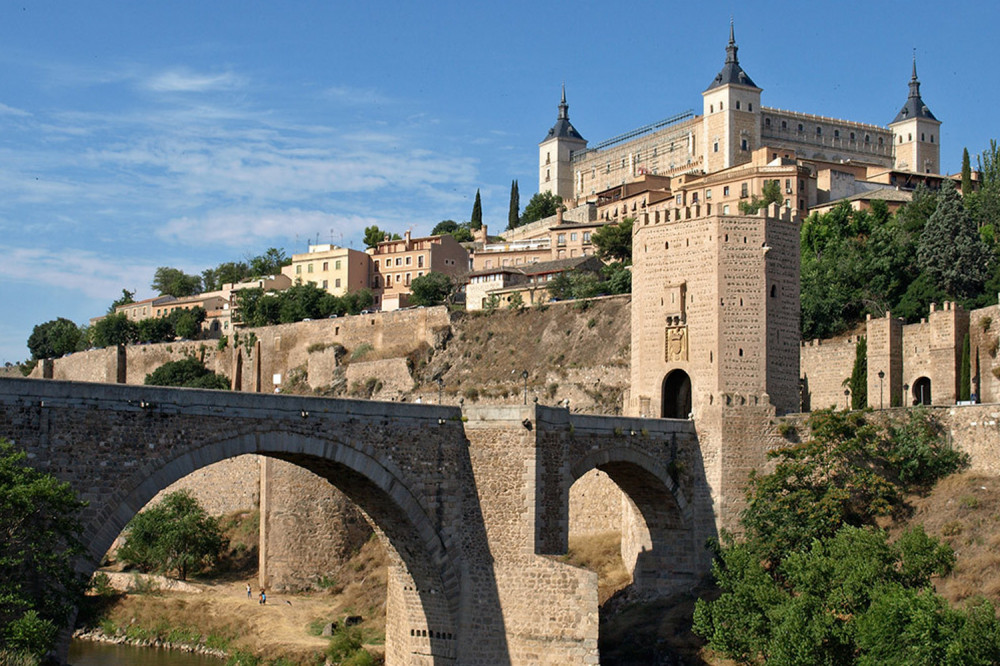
[665,326,688,362]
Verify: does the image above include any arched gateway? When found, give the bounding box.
[662,369,692,419]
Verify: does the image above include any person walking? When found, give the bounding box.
[246,583,252,599]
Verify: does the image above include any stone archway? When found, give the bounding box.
[569,449,696,596]
[913,376,932,405]
[86,433,462,665]
[662,369,692,419]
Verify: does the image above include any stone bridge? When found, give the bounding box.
[0,377,718,665]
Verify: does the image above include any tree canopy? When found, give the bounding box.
[431,220,474,243]
[519,191,563,226]
[233,283,374,327]
[408,272,454,307]
[917,181,991,300]
[0,439,87,659]
[470,189,483,230]
[363,225,401,249]
[107,288,135,314]
[508,180,520,230]
[91,313,138,348]
[590,218,633,263]
[145,357,229,389]
[151,267,203,297]
[27,318,81,360]
[118,490,227,581]
[693,409,980,664]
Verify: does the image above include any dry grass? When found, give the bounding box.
[888,472,1000,607]
[563,532,632,604]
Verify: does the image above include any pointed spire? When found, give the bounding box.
[541,84,585,143]
[705,19,757,91]
[725,17,739,65]
[891,51,937,124]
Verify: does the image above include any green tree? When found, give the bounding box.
[470,189,483,230]
[431,220,472,242]
[847,336,867,409]
[107,288,135,315]
[960,334,971,401]
[520,191,563,225]
[431,220,458,236]
[202,261,249,292]
[27,318,81,360]
[135,316,175,344]
[151,267,202,297]
[91,313,138,348]
[168,307,206,339]
[363,226,400,249]
[118,490,226,580]
[409,272,453,307]
[507,292,524,311]
[601,262,632,294]
[0,439,88,659]
[144,357,229,389]
[961,147,973,196]
[508,180,520,230]
[247,248,290,277]
[917,181,991,299]
[546,272,573,301]
[738,179,785,214]
[590,218,633,263]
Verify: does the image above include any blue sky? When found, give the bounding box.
[1,1,997,363]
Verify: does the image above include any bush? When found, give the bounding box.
[145,357,229,390]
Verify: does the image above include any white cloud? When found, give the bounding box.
[0,102,30,117]
[0,245,156,300]
[157,208,379,247]
[145,68,245,93]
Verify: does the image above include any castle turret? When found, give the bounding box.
[701,21,762,172]
[889,55,941,174]
[539,85,587,204]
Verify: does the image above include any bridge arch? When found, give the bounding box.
[87,431,460,664]
[569,447,696,594]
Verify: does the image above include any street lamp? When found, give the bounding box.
[521,370,529,405]
[878,370,885,410]
[844,387,850,410]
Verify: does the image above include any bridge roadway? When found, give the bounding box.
[0,377,714,665]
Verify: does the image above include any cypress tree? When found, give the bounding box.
[961,148,973,196]
[470,189,483,230]
[508,180,520,230]
[847,336,867,409]
[960,334,971,401]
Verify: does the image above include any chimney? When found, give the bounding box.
[556,207,564,225]
[404,229,412,249]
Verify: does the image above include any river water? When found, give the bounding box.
[68,640,222,665]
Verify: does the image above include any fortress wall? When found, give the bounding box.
[568,469,623,536]
[938,404,1000,475]
[969,304,1000,404]
[800,336,863,411]
[345,358,415,400]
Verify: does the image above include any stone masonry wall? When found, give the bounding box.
[800,336,858,411]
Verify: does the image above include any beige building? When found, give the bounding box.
[542,25,942,212]
[369,231,469,311]
[472,209,604,270]
[465,256,603,311]
[281,244,371,296]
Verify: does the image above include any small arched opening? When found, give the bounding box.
[912,377,932,405]
[662,369,692,418]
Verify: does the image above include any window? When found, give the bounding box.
[765,117,771,127]
[570,232,577,241]
[335,278,341,288]
[395,274,401,283]
[798,123,804,132]
[710,104,714,112]
[546,169,550,181]
[879,137,884,146]
[418,255,424,268]
[748,103,753,111]
[374,260,379,268]
[865,134,870,144]
[720,101,724,110]
[322,262,328,271]
[741,183,748,197]
[735,100,741,110]
[741,138,748,151]
[834,129,840,138]
[723,186,730,196]
[930,135,934,143]
[557,233,566,245]
[816,126,822,135]
[335,260,341,270]
[850,131,856,141]
[405,256,412,265]
[583,232,591,242]
[908,133,912,141]
[781,120,787,129]
[921,133,925,142]
[723,204,730,214]
[296,265,302,274]
[307,264,313,273]
[395,258,402,266]
[713,141,719,153]
[322,280,328,289]
[405,273,411,286]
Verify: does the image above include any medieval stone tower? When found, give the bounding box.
[701,22,762,173]
[889,56,941,174]
[538,85,587,203]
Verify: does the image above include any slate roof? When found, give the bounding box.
[541,85,586,143]
[892,57,937,124]
[705,22,759,91]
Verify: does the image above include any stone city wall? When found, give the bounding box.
[149,454,261,517]
[800,335,858,411]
